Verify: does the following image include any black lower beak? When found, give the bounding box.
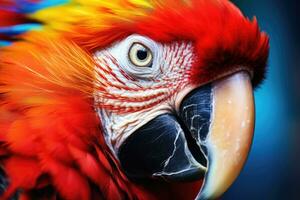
[117,72,255,199]
[118,85,213,181]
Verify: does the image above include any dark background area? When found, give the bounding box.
[223,0,300,199]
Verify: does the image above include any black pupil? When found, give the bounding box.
[137,49,148,61]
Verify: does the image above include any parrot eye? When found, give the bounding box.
[128,43,153,68]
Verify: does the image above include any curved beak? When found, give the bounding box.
[196,72,254,199]
[118,71,254,200]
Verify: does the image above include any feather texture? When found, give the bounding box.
[0,0,269,199]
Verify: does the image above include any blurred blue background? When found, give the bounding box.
[223,0,299,199]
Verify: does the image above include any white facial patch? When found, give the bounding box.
[93,34,195,153]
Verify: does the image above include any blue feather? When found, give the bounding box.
[16,0,69,13]
[0,0,69,14]
[0,0,68,48]
[0,24,41,36]
[0,40,12,47]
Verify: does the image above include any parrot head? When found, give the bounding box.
[0,0,269,199]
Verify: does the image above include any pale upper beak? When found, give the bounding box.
[197,71,254,199]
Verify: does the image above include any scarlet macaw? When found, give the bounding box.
[0,0,269,199]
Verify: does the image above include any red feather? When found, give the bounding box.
[3,157,41,199]
[40,155,91,200]
[68,146,110,188]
